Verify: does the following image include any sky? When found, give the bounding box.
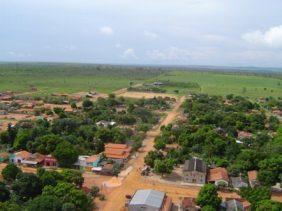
[1,0,282,67]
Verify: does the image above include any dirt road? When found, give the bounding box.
[102,96,201,211]
[117,91,176,99]
[102,95,261,210]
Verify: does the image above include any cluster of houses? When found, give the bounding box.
[0,143,132,176]
[75,143,132,175]
[182,157,258,189]
[125,188,250,211]
[0,151,58,167]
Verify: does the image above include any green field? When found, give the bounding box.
[0,63,163,95]
[152,71,282,99]
[0,63,282,99]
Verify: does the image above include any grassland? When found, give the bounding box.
[0,63,163,95]
[0,63,282,99]
[152,71,282,99]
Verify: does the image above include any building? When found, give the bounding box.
[104,143,131,162]
[183,157,207,185]
[127,189,172,211]
[221,199,245,211]
[247,170,258,188]
[86,155,101,167]
[74,155,102,171]
[44,155,58,167]
[181,197,200,211]
[10,150,31,164]
[22,153,45,167]
[207,167,229,186]
[230,176,248,190]
[237,131,253,140]
[96,120,116,127]
[0,152,9,163]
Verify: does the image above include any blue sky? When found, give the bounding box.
[1,0,282,67]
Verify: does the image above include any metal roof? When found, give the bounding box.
[129,189,165,208]
[183,157,207,173]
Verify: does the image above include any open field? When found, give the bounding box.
[0,63,164,95]
[152,71,282,98]
[0,63,282,99]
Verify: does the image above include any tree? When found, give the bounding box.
[196,184,222,210]
[2,163,22,182]
[201,205,216,211]
[39,171,57,187]
[42,183,93,211]
[0,201,21,211]
[144,150,164,168]
[0,182,10,202]
[61,169,84,187]
[13,129,32,150]
[62,202,76,211]
[90,186,100,198]
[34,134,63,154]
[26,195,62,211]
[12,173,42,201]
[53,141,78,167]
[153,159,174,176]
[258,156,282,186]
[82,99,93,110]
[154,138,166,150]
[239,187,271,208]
[256,199,282,211]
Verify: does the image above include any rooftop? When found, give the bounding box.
[208,167,229,182]
[129,189,165,209]
[183,157,207,173]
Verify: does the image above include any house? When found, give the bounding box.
[207,167,229,186]
[74,155,89,170]
[44,155,58,167]
[231,176,248,190]
[183,157,207,185]
[99,163,114,175]
[237,131,253,140]
[0,152,9,163]
[74,155,101,171]
[104,143,131,162]
[221,199,245,211]
[10,150,31,164]
[247,170,258,188]
[96,120,116,127]
[181,197,200,211]
[86,155,101,167]
[22,153,45,166]
[127,189,172,211]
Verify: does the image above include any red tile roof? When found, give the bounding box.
[208,167,229,182]
[104,143,131,159]
[15,150,31,159]
[86,155,99,163]
[248,170,258,181]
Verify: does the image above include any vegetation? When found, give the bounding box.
[0,64,281,99]
[0,168,92,210]
[196,184,222,210]
[146,94,281,187]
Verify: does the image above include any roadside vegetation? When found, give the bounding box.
[145,94,281,208]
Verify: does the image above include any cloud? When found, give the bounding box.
[146,46,215,62]
[115,43,122,48]
[242,25,282,48]
[144,30,158,40]
[99,26,114,35]
[122,48,138,59]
